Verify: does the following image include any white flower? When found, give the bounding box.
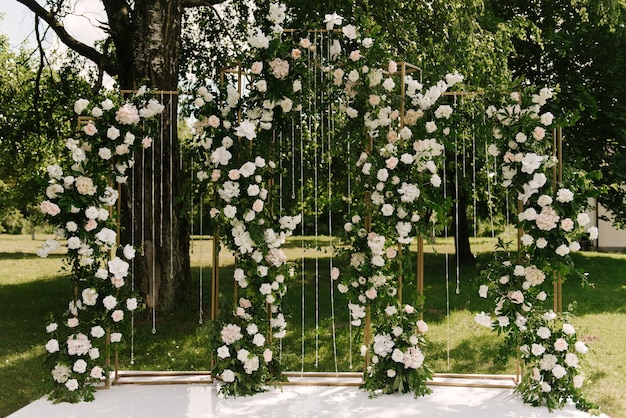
[575,341,588,354]
[96,228,117,246]
[391,348,405,363]
[588,226,599,240]
[382,78,396,92]
[565,352,579,368]
[123,244,136,260]
[435,104,453,119]
[221,369,235,382]
[109,257,130,278]
[45,183,64,199]
[253,333,266,346]
[555,244,570,256]
[556,188,574,203]
[82,288,98,306]
[573,374,584,388]
[535,312,553,324]
[478,285,489,298]
[66,237,81,250]
[65,379,79,392]
[103,295,117,310]
[91,326,105,338]
[73,359,88,374]
[531,343,546,356]
[46,323,58,333]
[217,345,230,359]
[577,213,590,227]
[537,326,551,339]
[554,338,569,351]
[110,332,122,343]
[474,312,493,328]
[247,28,270,49]
[552,364,567,379]
[541,112,554,126]
[45,339,60,353]
[521,153,544,174]
[416,320,428,333]
[223,205,237,219]
[126,298,138,311]
[236,119,257,140]
[342,24,357,39]
[323,12,343,30]
[381,204,394,216]
[211,146,232,166]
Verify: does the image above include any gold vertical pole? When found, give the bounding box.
[211,228,220,321]
[400,62,406,128]
[417,236,424,320]
[363,307,371,374]
[517,200,524,254]
[550,127,564,313]
[552,128,557,186]
[397,243,403,303]
[105,328,111,388]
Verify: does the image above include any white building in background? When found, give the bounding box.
[587,199,626,251]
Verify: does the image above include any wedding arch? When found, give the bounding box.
[38,4,597,412]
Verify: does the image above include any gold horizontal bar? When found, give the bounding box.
[282,381,363,387]
[441,91,484,96]
[114,379,213,385]
[433,373,517,381]
[282,372,363,378]
[116,371,211,378]
[427,381,515,389]
[119,90,179,95]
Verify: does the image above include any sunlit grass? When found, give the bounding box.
[1,234,625,417]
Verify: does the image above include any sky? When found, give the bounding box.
[0,0,106,50]
[0,0,112,86]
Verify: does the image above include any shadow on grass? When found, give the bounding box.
[0,275,70,359]
[427,335,513,375]
[0,350,48,417]
[0,252,65,261]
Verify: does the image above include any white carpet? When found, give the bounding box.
[8,374,608,418]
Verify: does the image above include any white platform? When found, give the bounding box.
[9,375,607,418]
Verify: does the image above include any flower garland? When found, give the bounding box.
[476,86,597,410]
[363,302,432,397]
[189,5,304,392]
[39,87,163,402]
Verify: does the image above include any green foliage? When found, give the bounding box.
[0,33,92,231]
[486,0,626,226]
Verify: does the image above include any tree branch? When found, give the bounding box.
[16,0,120,75]
[181,0,224,8]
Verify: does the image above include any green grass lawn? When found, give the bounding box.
[1,234,625,417]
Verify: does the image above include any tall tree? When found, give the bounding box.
[14,0,242,313]
[485,0,626,227]
[0,33,92,234]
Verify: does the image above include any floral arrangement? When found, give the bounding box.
[38,87,163,402]
[475,86,597,410]
[516,312,593,411]
[362,301,432,397]
[189,4,304,395]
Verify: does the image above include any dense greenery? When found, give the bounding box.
[486,0,626,226]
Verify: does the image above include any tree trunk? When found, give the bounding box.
[117,0,192,314]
